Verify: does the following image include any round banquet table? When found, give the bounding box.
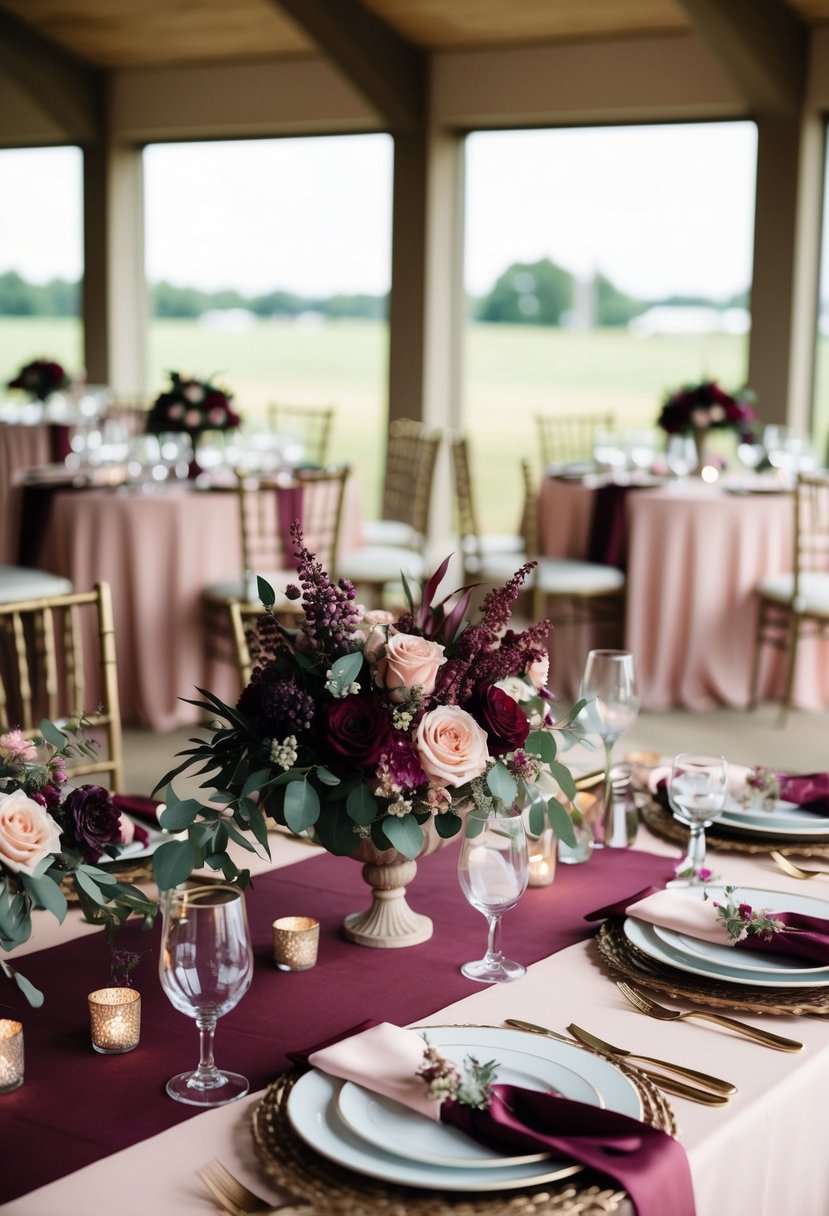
[34,480,362,731]
[538,476,829,712]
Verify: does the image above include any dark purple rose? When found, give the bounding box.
[62,784,122,862]
[475,685,530,756]
[325,695,394,767]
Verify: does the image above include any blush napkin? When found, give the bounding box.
[587,886,829,966]
[297,1020,696,1216]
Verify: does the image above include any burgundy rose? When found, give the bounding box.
[62,784,122,862]
[475,684,530,756]
[325,695,394,767]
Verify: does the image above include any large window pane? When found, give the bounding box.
[143,135,393,507]
[813,127,829,468]
[464,123,757,529]
[0,147,83,385]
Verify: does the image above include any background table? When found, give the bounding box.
[32,480,362,731]
[2,821,827,1216]
[539,476,829,712]
[0,422,55,564]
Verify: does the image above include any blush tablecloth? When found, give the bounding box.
[2,824,827,1216]
[538,477,829,712]
[32,481,362,731]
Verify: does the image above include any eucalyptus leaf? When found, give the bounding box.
[153,839,200,891]
[72,868,105,904]
[549,760,577,801]
[19,872,67,921]
[315,766,340,786]
[546,797,578,847]
[284,780,321,833]
[346,785,377,826]
[434,812,463,840]
[326,651,363,696]
[486,761,517,807]
[525,729,557,766]
[159,794,202,832]
[381,813,424,860]
[241,769,271,798]
[38,718,67,749]
[0,959,44,1009]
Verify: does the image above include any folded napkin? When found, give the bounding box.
[705,765,829,816]
[298,1020,695,1216]
[588,887,829,966]
[112,793,164,826]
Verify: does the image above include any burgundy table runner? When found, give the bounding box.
[0,844,673,1204]
[587,483,633,570]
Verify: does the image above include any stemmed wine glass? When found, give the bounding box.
[668,753,729,881]
[458,811,528,983]
[580,649,640,846]
[159,883,254,1106]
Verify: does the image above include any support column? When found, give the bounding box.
[83,137,147,397]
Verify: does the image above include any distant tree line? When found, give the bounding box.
[0,264,747,326]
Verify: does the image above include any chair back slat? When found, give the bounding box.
[266,405,335,466]
[380,419,442,537]
[0,584,124,792]
[534,413,614,466]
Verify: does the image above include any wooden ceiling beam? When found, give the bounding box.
[270,0,425,130]
[676,0,807,113]
[0,8,102,142]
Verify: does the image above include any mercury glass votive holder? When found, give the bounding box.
[88,987,141,1053]
[0,1020,24,1092]
[527,827,557,887]
[272,916,320,971]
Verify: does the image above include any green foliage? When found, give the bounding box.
[477,259,574,326]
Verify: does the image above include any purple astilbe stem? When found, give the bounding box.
[290,522,362,660]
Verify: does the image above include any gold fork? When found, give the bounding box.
[770,851,829,881]
[616,982,803,1052]
[198,1160,309,1215]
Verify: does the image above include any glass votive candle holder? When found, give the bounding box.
[88,988,141,1053]
[527,827,557,887]
[272,916,320,971]
[0,1020,24,1092]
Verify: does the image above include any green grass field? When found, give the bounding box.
[4,314,813,531]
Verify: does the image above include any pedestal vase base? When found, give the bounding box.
[343,857,433,948]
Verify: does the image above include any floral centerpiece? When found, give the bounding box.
[0,721,157,1006]
[657,378,757,472]
[7,358,71,402]
[146,371,240,436]
[153,526,584,947]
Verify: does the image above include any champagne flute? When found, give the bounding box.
[580,649,640,846]
[159,883,254,1106]
[668,753,728,881]
[458,811,528,983]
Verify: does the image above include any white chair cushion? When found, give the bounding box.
[362,520,421,549]
[0,566,73,604]
[758,571,829,615]
[338,546,426,584]
[534,558,625,596]
[464,534,525,556]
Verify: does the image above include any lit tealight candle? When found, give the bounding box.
[0,1020,24,1092]
[527,829,557,888]
[272,916,320,971]
[88,988,141,1054]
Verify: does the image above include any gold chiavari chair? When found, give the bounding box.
[534,412,615,468]
[0,582,124,791]
[266,404,336,466]
[449,433,525,581]
[749,470,829,723]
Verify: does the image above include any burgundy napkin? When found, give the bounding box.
[777,772,829,815]
[587,888,829,966]
[112,792,163,825]
[300,1021,696,1216]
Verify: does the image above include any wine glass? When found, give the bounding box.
[457,811,528,983]
[159,883,254,1106]
[668,753,729,881]
[580,649,640,846]
[665,434,696,478]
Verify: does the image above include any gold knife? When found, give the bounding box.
[567,1023,737,1094]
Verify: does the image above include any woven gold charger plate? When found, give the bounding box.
[595,920,829,1016]
[252,1046,675,1216]
[641,802,829,859]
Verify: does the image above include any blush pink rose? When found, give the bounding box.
[375,633,447,704]
[415,706,490,788]
[0,788,62,876]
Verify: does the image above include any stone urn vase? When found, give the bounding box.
[343,801,471,949]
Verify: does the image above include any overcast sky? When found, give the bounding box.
[0,121,760,302]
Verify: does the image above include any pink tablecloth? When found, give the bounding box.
[539,477,829,712]
[34,482,362,731]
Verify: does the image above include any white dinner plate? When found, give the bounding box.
[98,815,169,866]
[336,1028,603,1169]
[625,893,829,989]
[717,795,829,838]
[287,1026,642,1192]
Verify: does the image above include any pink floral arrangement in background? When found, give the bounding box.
[657,379,757,436]
[0,723,156,1007]
[7,357,71,401]
[145,370,240,435]
[151,528,583,891]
